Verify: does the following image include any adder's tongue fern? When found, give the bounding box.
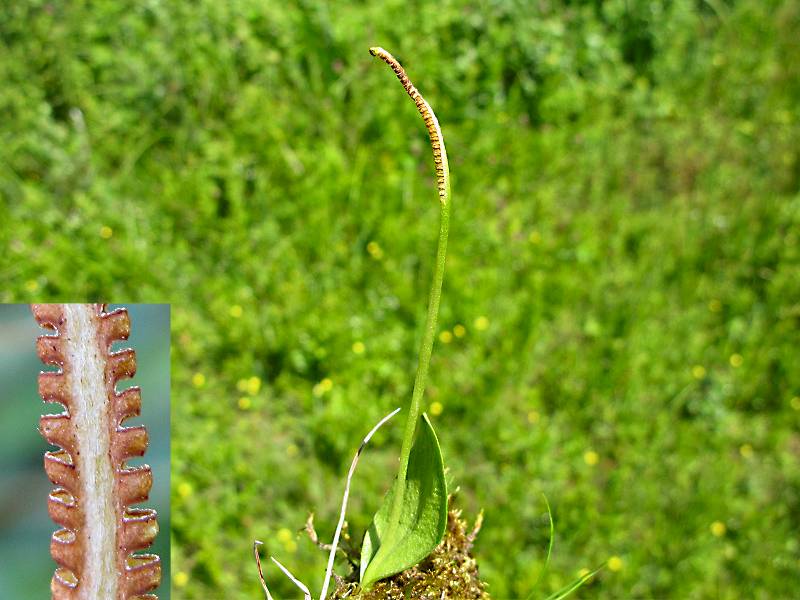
[367,45,451,554]
[253,48,452,598]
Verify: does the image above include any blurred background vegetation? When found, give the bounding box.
[1,0,799,598]
[0,304,170,598]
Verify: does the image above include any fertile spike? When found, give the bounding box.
[369,47,450,204]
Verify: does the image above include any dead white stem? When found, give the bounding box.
[271,557,312,600]
[254,408,400,600]
[319,407,401,600]
[253,541,274,600]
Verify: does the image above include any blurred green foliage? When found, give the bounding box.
[0,305,170,598]
[2,0,799,598]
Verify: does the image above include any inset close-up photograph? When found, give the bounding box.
[0,304,170,599]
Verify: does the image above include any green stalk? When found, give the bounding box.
[369,47,451,544]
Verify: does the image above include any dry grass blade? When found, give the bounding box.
[253,541,274,600]
[271,557,312,600]
[319,407,401,600]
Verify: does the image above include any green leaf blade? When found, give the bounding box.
[360,414,448,588]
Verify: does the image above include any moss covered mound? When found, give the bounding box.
[331,509,489,599]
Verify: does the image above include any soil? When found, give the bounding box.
[329,507,490,600]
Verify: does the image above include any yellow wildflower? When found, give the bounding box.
[474,316,489,331]
[177,482,193,499]
[174,571,189,587]
[313,378,333,397]
[247,376,261,395]
[710,521,726,537]
[366,241,384,260]
[277,528,293,543]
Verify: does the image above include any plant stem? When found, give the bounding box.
[389,195,449,529]
[369,47,451,544]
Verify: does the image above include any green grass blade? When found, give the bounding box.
[525,493,555,600]
[543,565,604,600]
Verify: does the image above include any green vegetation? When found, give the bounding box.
[2,0,799,598]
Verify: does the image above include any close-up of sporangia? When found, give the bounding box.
[32,304,161,599]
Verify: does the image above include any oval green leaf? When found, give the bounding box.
[359,413,447,588]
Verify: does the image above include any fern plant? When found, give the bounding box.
[357,45,451,590]
[254,47,604,600]
[255,46,452,599]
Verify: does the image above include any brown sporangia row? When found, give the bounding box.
[32,304,161,600]
[369,47,449,204]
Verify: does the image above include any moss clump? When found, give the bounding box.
[330,508,490,599]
